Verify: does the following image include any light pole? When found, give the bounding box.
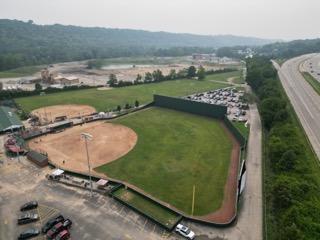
[81,132,93,197]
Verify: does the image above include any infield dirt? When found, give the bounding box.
[31,104,96,123]
[28,121,137,174]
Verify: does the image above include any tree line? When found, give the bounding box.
[246,56,320,240]
[107,66,235,87]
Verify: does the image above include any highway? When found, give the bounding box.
[273,54,320,159]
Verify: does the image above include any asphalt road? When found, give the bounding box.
[273,54,320,159]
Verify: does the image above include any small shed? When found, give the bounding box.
[96,179,109,189]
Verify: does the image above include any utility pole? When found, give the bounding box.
[81,132,93,197]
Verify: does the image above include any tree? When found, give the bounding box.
[108,74,117,86]
[260,97,286,129]
[35,83,42,91]
[116,105,121,112]
[272,176,297,210]
[268,135,288,164]
[152,69,164,82]
[135,100,139,108]
[144,72,153,82]
[177,68,188,78]
[197,65,206,80]
[277,150,297,171]
[168,69,177,80]
[124,103,131,109]
[136,74,142,82]
[187,66,197,78]
[0,82,3,90]
[87,59,104,69]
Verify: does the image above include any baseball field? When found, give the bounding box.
[15,71,237,112]
[96,107,237,217]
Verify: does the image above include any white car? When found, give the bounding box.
[175,224,195,239]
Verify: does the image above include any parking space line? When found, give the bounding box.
[118,206,125,215]
[140,219,148,232]
[124,233,133,239]
[37,207,42,225]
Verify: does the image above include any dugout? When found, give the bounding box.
[47,120,73,132]
[27,150,48,167]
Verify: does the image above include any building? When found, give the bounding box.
[53,76,79,86]
[0,106,23,133]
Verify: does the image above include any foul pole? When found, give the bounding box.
[191,185,195,216]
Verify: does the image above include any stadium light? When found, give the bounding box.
[81,132,93,197]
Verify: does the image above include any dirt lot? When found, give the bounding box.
[31,104,96,123]
[28,121,137,175]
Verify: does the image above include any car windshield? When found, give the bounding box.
[181,226,191,234]
[24,230,33,234]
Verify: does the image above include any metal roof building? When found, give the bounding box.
[0,106,23,132]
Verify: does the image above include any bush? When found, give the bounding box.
[277,150,297,171]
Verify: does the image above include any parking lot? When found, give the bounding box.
[184,88,249,123]
[0,155,178,240]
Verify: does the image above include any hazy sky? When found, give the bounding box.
[0,0,319,40]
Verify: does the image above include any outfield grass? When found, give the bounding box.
[205,71,241,83]
[113,187,181,228]
[15,72,237,112]
[232,121,249,139]
[301,72,320,95]
[0,65,43,78]
[96,107,233,216]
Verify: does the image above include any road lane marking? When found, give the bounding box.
[298,95,315,119]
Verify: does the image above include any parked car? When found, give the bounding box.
[47,222,64,239]
[42,215,64,233]
[54,230,70,240]
[20,201,38,211]
[175,224,195,239]
[63,219,72,229]
[17,213,39,225]
[17,228,40,239]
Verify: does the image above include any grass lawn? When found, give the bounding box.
[275,59,286,66]
[15,72,237,112]
[113,187,181,228]
[0,65,43,78]
[232,76,245,84]
[205,70,241,83]
[301,72,320,95]
[232,121,249,139]
[96,107,233,216]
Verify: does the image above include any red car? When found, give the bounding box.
[47,222,64,239]
[54,230,70,240]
